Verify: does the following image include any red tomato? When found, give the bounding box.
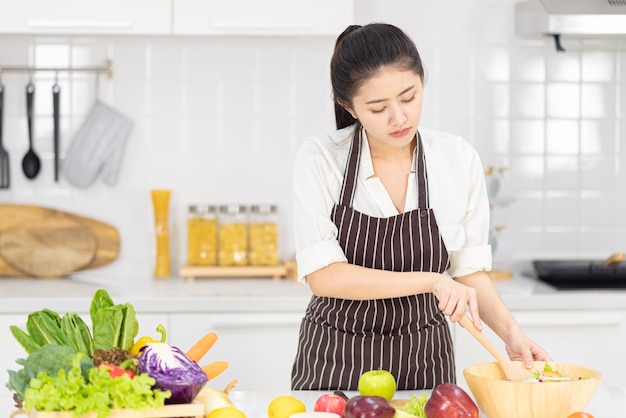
[568,412,595,418]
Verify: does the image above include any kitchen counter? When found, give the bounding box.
[2,267,626,417]
[3,387,626,418]
[234,388,625,418]
[1,266,626,314]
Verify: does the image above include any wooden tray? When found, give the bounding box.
[180,259,297,281]
[16,402,204,418]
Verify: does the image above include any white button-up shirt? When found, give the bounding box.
[292,124,492,283]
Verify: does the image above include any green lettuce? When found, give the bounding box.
[24,352,170,418]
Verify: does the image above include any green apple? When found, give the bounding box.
[357,369,397,401]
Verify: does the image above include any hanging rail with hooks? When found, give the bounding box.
[0,59,113,79]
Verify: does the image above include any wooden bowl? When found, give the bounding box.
[463,361,601,418]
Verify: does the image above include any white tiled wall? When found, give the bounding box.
[0,0,624,279]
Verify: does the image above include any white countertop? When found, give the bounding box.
[2,266,626,417]
[1,265,625,314]
[3,388,625,418]
[231,388,626,418]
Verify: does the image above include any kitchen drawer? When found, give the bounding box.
[0,0,171,35]
[173,0,354,36]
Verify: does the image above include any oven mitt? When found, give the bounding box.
[62,101,133,188]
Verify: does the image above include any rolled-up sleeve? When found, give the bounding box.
[426,131,493,278]
[292,136,349,283]
[446,141,493,277]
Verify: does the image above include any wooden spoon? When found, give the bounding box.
[459,314,531,382]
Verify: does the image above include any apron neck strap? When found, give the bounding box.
[338,126,362,207]
[339,127,430,208]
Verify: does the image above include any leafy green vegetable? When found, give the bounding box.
[403,393,428,417]
[24,353,171,418]
[9,325,41,355]
[61,312,94,357]
[6,344,94,400]
[26,309,73,347]
[89,288,115,322]
[91,290,139,351]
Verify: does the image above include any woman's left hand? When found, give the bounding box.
[505,331,552,368]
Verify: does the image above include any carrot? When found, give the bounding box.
[186,332,218,362]
[202,360,229,380]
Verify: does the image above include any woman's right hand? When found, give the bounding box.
[431,275,482,330]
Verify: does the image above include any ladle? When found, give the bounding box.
[459,314,532,382]
[22,82,41,179]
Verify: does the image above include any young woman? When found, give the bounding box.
[290,23,550,391]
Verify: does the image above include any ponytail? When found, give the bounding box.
[330,23,424,130]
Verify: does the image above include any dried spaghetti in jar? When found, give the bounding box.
[187,204,217,266]
[218,204,248,266]
[249,204,279,266]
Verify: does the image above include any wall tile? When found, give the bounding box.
[546,83,580,118]
[544,191,579,225]
[509,156,544,190]
[546,119,579,155]
[581,52,615,82]
[545,156,580,189]
[510,119,545,154]
[579,191,615,226]
[580,119,616,155]
[510,83,545,118]
[1,0,624,273]
[581,83,616,119]
[580,156,616,190]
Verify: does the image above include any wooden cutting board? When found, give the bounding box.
[0,204,120,278]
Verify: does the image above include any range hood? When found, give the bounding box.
[516,0,626,38]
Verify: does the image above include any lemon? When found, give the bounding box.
[208,406,247,418]
[267,395,306,418]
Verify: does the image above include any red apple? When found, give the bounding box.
[357,370,396,401]
[315,393,347,415]
[342,396,396,418]
[424,383,479,418]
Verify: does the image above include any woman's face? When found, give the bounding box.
[346,67,423,150]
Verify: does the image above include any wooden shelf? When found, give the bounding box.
[179,260,297,281]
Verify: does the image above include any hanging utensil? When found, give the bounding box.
[53,75,60,182]
[0,79,9,189]
[22,82,41,179]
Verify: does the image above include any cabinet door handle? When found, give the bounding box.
[28,20,133,29]
[517,315,623,327]
[212,22,314,30]
[213,319,302,329]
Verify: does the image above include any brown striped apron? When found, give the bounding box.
[291,128,455,391]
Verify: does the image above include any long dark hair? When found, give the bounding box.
[330,23,425,130]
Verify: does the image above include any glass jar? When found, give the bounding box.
[218,204,248,266]
[249,204,279,266]
[187,204,218,266]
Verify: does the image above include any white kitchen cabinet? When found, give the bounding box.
[454,310,626,389]
[0,0,171,35]
[169,312,303,391]
[173,0,354,36]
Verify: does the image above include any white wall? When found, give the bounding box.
[0,0,625,279]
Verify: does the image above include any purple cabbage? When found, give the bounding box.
[137,342,207,404]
